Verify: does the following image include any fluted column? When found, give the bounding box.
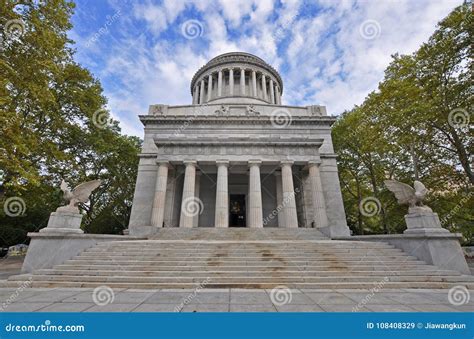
[207,74,213,102]
[193,171,201,227]
[215,160,229,228]
[240,68,245,95]
[280,161,298,228]
[252,70,257,97]
[151,161,170,228]
[248,160,263,228]
[218,70,223,97]
[274,171,284,227]
[199,79,205,104]
[229,68,234,96]
[276,86,281,105]
[179,161,197,228]
[193,86,198,104]
[269,79,275,104]
[308,161,328,228]
[261,74,267,101]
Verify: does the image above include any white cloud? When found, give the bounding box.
[72,0,460,136]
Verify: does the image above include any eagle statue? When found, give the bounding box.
[384,180,432,213]
[56,179,101,213]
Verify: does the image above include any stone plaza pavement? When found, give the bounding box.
[0,287,472,312]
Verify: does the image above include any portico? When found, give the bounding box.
[147,158,326,229]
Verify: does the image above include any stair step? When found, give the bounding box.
[5,281,474,290]
[36,269,459,277]
[14,231,472,290]
[53,264,441,271]
[10,274,474,284]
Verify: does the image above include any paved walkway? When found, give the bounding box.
[0,287,471,312]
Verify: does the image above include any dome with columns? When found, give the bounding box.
[190,52,283,105]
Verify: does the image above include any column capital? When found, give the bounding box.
[248,160,262,167]
[307,160,322,167]
[183,160,197,166]
[280,160,294,166]
[216,160,229,166]
[156,160,172,167]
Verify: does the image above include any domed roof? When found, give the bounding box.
[190,52,283,95]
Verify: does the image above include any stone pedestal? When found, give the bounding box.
[335,209,470,275]
[404,211,449,235]
[39,211,84,234]
[22,233,144,273]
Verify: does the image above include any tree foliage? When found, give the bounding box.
[333,4,473,243]
[0,0,141,246]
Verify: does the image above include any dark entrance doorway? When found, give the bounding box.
[229,194,246,227]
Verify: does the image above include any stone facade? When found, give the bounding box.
[128,52,350,238]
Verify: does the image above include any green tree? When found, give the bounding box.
[334,4,473,243]
[0,0,141,246]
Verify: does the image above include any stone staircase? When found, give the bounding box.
[8,229,474,289]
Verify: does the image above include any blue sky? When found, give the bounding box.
[68,0,461,137]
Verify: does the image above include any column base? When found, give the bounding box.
[319,224,351,238]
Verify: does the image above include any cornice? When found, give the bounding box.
[139,115,337,126]
[152,136,324,147]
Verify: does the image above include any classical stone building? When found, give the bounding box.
[128,52,350,238]
[13,53,472,291]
